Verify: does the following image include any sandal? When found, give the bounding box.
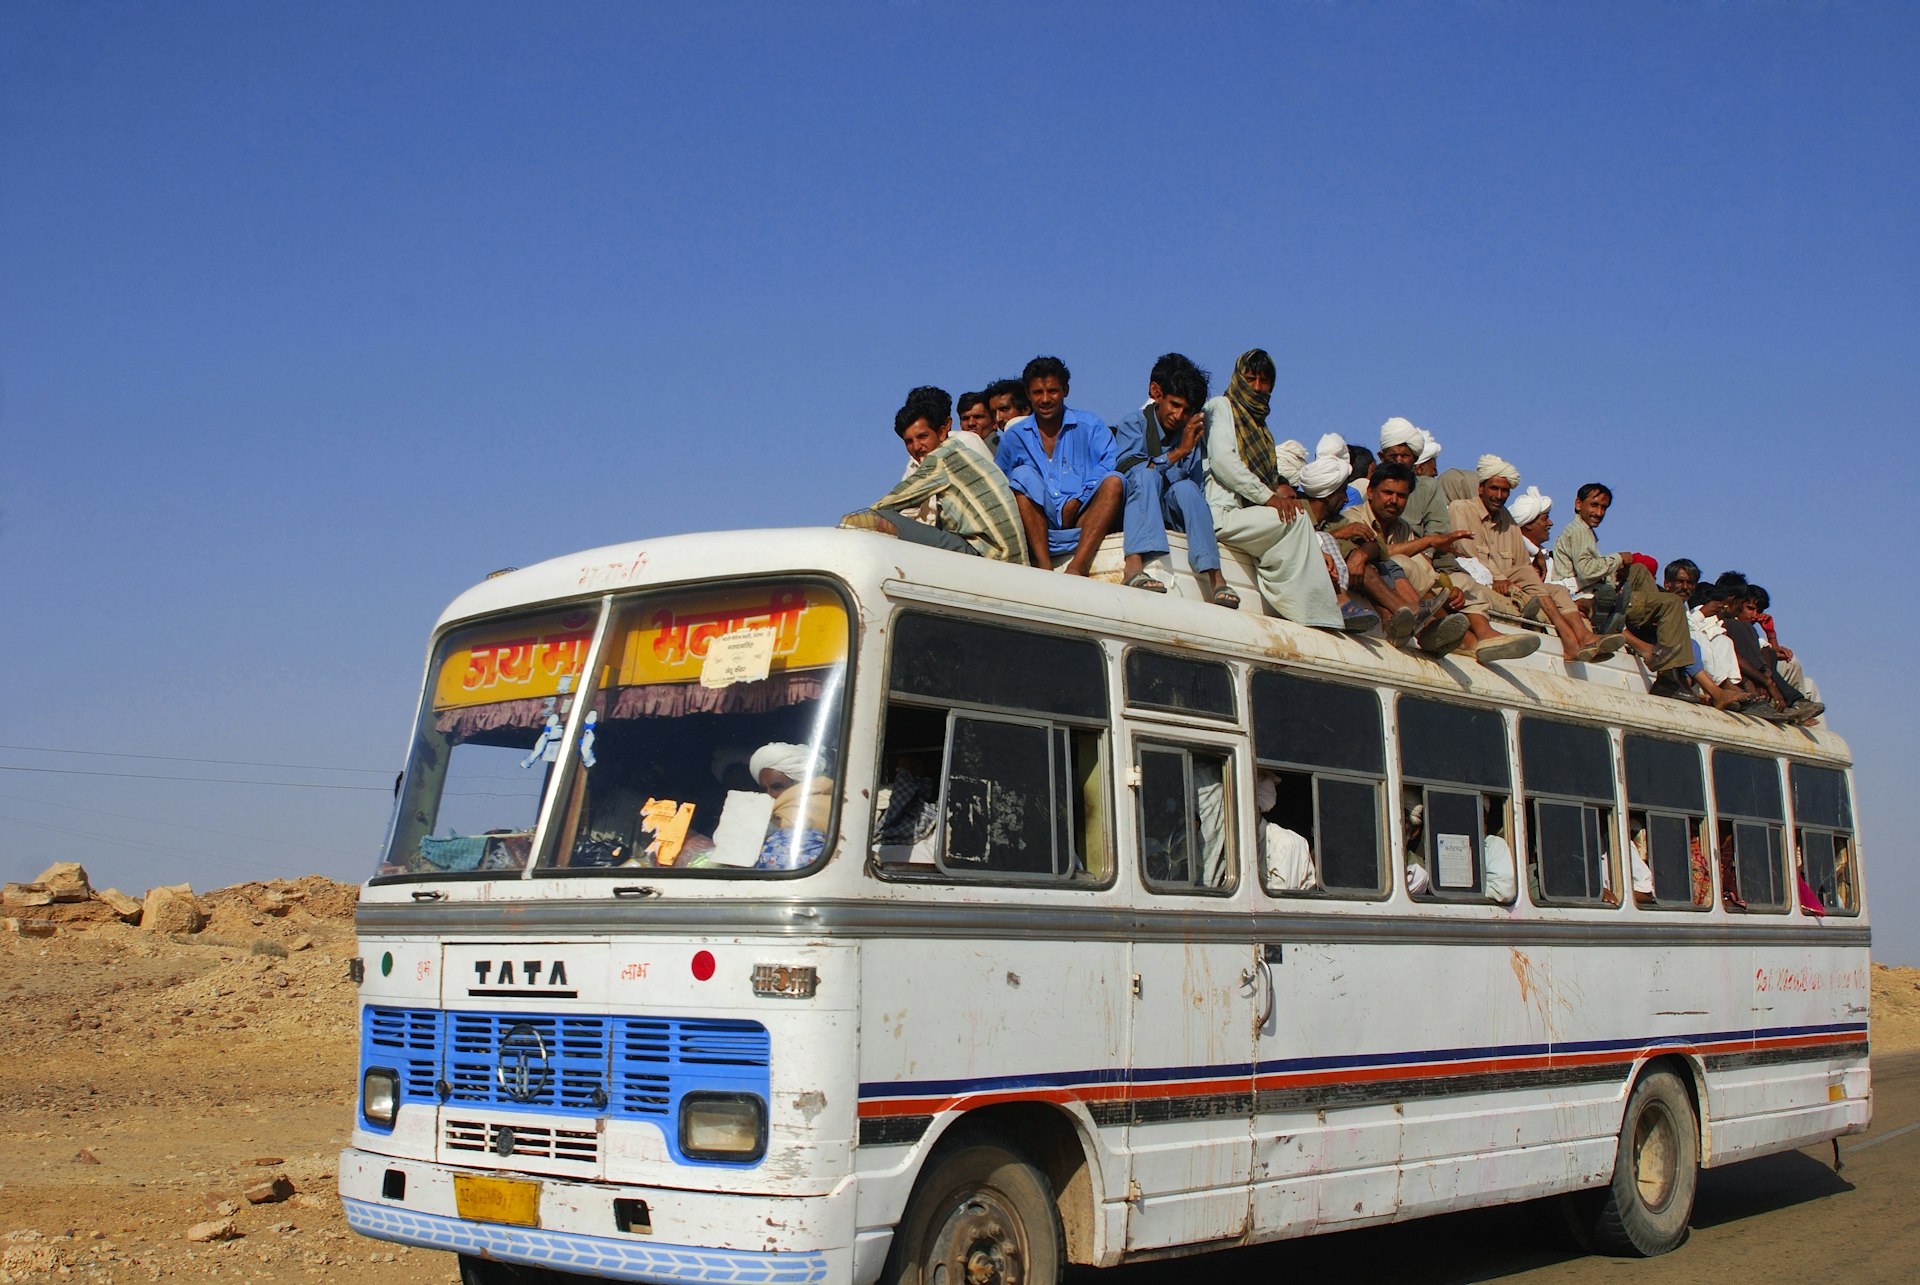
[1210,585,1242,610]
[1126,571,1168,594]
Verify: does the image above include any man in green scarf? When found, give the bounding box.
[1201,349,1343,629]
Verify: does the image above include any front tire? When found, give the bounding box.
[457,1255,579,1285]
[1564,1067,1699,1256]
[882,1127,1064,1285]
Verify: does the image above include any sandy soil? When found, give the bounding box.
[2,874,1915,1283]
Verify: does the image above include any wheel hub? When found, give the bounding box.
[1634,1100,1677,1212]
[928,1193,1025,1285]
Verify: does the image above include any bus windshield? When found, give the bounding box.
[377,581,850,880]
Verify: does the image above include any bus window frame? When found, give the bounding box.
[932,707,1085,883]
[1789,760,1861,917]
[1622,733,1711,912]
[1249,668,1390,902]
[1712,748,1789,914]
[1122,646,1238,722]
[1134,737,1240,898]
[1395,694,1514,905]
[1517,716,1621,909]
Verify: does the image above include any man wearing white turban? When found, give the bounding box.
[1416,434,1441,476]
[1448,462,1627,665]
[1377,419,1455,549]
[749,741,835,871]
[1201,350,1344,630]
[1298,433,1382,633]
[1508,486,1553,578]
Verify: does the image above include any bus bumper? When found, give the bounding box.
[340,1147,854,1284]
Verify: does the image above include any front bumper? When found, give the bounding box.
[340,1147,855,1284]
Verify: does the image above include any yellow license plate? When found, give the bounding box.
[453,1174,542,1227]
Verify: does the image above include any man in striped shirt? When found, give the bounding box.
[840,387,1029,564]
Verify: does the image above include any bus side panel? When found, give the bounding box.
[1704,938,1871,1165]
[1250,937,1575,1239]
[853,932,1131,1252]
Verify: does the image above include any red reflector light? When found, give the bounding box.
[691,950,716,981]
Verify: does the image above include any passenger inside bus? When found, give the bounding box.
[1256,771,1316,892]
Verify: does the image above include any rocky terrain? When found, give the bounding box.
[3,865,1916,1283]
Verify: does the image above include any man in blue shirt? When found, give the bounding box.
[994,355,1122,576]
[1111,353,1236,607]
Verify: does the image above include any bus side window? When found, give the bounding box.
[1519,718,1619,907]
[1792,763,1859,915]
[1624,735,1711,909]
[876,612,1111,885]
[1249,669,1387,899]
[1397,697,1513,904]
[1714,750,1787,912]
[1137,744,1235,893]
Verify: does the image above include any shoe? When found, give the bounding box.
[1589,632,1628,659]
[1410,589,1448,634]
[1126,571,1168,593]
[1647,642,1687,672]
[1736,699,1793,722]
[840,511,898,537]
[1340,600,1381,633]
[1787,699,1826,725]
[1414,612,1470,655]
[1573,641,1603,664]
[1521,596,1545,622]
[1647,672,1684,698]
[1385,606,1420,643]
[1210,585,1242,610]
[1473,634,1542,663]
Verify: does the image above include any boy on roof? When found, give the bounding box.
[994,356,1124,576]
[1112,353,1237,607]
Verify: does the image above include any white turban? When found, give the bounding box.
[1508,486,1551,526]
[1417,434,1441,466]
[1273,439,1308,485]
[1300,432,1351,498]
[1256,772,1278,813]
[749,742,813,785]
[1476,454,1520,485]
[1379,417,1424,452]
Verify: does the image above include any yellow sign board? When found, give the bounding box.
[452,1173,542,1227]
[433,611,597,711]
[606,585,846,687]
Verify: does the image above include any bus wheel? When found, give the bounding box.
[883,1129,1064,1285]
[1567,1068,1699,1257]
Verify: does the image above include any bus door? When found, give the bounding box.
[1122,724,1257,1252]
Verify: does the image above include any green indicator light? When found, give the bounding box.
[381,951,394,977]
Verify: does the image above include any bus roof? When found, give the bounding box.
[435,527,1851,765]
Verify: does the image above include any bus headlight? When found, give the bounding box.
[363,1067,399,1126]
[678,1093,766,1162]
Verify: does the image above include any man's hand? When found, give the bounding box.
[1266,485,1302,523]
[1492,579,1513,595]
[1424,530,1469,554]
[1165,410,1205,465]
[1446,586,1467,610]
[1330,522,1372,542]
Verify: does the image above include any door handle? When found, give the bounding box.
[1243,963,1276,1030]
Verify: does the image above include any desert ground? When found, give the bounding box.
[3,869,1917,1284]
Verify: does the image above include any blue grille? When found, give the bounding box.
[359,1007,772,1158]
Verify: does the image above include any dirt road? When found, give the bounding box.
[3,875,1916,1283]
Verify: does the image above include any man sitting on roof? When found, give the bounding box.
[1379,419,1452,546]
[1202,349,1343,630]
[1113,353,1238,607]
[1449,456,1626,664]
[956,390,997,454]
[1549,482,1692,680]
[1750,583,1822,724]
[840,386,1028,563]
[995,355,1123,576]
[985,377,1029,432]
[1342,461,1534,662]
[1298,434,1385,633]
[1509,487,1553,580]
[1721,574,1823,724]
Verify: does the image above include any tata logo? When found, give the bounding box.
[495,1024,552,1103]
[472,959,570,988]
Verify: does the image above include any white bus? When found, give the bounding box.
[340,527,1870,1285]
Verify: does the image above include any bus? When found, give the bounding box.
[340,526,1870,1285]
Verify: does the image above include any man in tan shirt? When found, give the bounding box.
[1448,455,1625,664]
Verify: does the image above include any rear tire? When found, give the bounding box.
[1564,1067,1699,1256]
[881,1127,1064,1285]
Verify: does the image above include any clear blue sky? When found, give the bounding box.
[4,3,1915,956]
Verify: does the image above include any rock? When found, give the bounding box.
[2,883,53,909]
[73,1148,100,1164]
[10,919,56,938]
[184,1218,241,1243]
[96,888,144,923]
[246,1175,297,1204]
[250,1157,285,1167]
[288,934,313,952]
[35,863,92,902]
[141,884,207,935]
